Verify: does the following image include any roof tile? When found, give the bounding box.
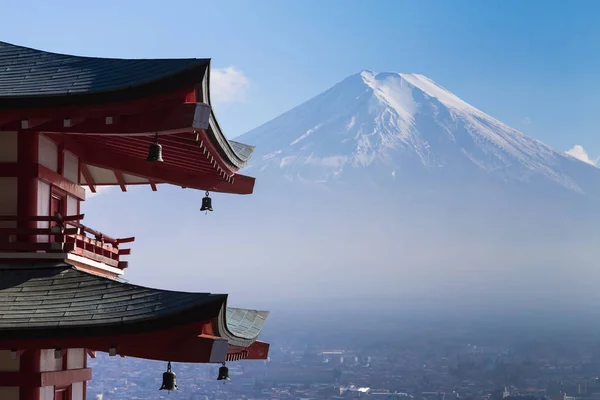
[0,41,208,98]
[0,263,223,338]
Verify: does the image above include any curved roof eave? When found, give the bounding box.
[202,61,255,169]
[214,303,270,348]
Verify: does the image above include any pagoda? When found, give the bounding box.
[0,42,269,400]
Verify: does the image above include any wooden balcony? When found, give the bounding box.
[0,213,133,272]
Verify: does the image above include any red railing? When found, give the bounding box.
[0,213,134,269]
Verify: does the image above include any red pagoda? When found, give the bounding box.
[0,42,269,400]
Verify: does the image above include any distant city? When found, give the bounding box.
[88,326,600,400]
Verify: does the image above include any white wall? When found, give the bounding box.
[63,151,79,184]
[66,349,84,370]
[61,148,81,216]
[67,195,78,216]
[39,349,61,372]
[0,131,17,162]
[71,381,84,400]
[40,386,54,400]
[37,181,50,243]
[38,134,57,172]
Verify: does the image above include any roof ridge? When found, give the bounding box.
[67,267,226,297]
[0,41,208,63]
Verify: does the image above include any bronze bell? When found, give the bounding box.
[147,134,164,163]
[217,363,230,381]
[159,362,179,391]
[200,191,213,212]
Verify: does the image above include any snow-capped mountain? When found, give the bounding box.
[210,71,600,309]
[239,71,598,196]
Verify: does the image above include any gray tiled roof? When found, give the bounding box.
[226,307,269,340]
[0,263,226,339]
[229,141,256,163]
[0,41,209,97]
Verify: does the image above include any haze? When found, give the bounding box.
[4,0,599,334]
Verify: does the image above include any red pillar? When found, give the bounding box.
[83,351,88,400]
[16,132,39,243]
[19,350,41,400]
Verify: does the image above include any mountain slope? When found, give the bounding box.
[239,71,598,196]
[192,72,600,309]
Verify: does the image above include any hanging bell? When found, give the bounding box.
[217,363,230,381]
[200,191,213,212]
[159,362,179,391]
[147,134,164,163]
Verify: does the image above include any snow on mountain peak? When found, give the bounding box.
[359,71,417,125]
[238,70,596,193]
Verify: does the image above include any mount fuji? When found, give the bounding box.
[238,71,599,201]
[190,71,600,313]
[83,71,600,318]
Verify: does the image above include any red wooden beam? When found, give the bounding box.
[114,171,127,192]
[150,182,158,191]
[195,128,239,174]
[0,368,91,388]
[36,103,203,135]
[65,139,255,194]
[125,135,233,174]
[84,181,162,187]
[245,340,270,360]
[17,132,38,245]
[0,321,231,363]
[71,248,119,267]
[0,116,16,127]
[0,227,78,235]
[226,351,248,362]
[0,162,18,177]
[61,214,85,222]
[80,162,96,193]
[185,90,196,103]
[0,214,83,222]
[62,117,86,128]
[57,142,65,175]
[0,88,192,121]
[20,118,50,130]
[38,164,86,200]
[0,163,85,200]
[41,368,92,387]
[0,242,75,252]
[81,136,220,175]
[67,222,118,244]
[105,115,121,125]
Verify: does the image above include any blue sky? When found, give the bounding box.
[2,1,600,311]
[2,0,600,160]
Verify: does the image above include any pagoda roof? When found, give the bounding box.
[0,41,209,106]
[0,42,259,194]
[0,263,268,348]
